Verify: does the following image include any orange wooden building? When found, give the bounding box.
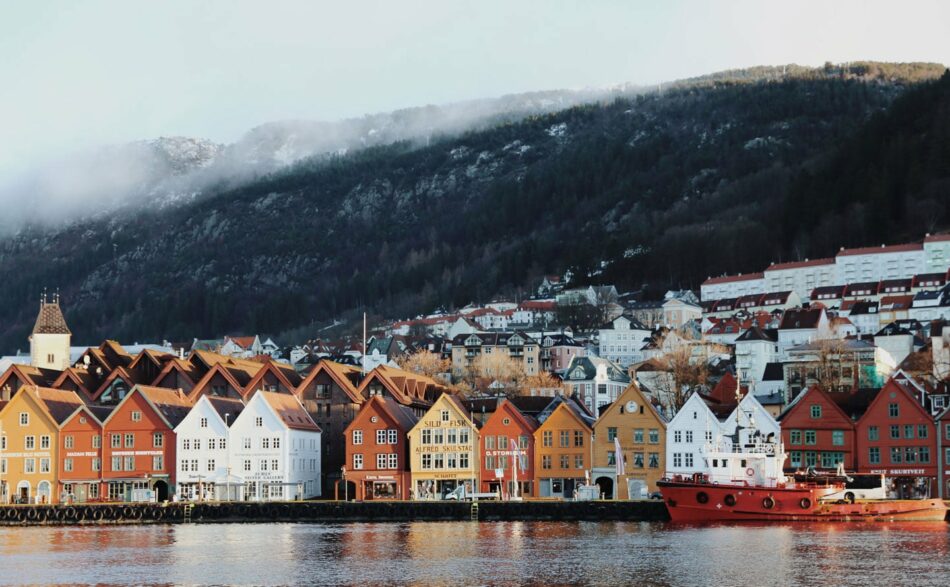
[533,398,595,499]
[58,404,114,503]
[478,399,537,498]
[343,395,417,500]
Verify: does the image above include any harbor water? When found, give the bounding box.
[1,521,948,586]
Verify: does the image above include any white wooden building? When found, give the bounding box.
[174,395,245,501]
[229,391,322,501]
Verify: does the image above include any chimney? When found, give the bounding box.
[177,387,184,400]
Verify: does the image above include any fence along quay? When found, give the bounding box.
[0,499,671,525]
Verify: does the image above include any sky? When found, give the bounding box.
[1,0,949,179]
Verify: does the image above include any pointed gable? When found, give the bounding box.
[32,299,71,335]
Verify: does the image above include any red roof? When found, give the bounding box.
[702,272,764,286]
[924,233,950,243]
[520,300,556,310]
[837,243,922,257]
[879,295,914,310]
[766,258,834,271]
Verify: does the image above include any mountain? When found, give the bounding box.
[0,86,640,232]
[0,62,947,350]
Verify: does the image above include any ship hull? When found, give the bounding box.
[658,480,947,522]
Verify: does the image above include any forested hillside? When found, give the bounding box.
[0,63,946,350]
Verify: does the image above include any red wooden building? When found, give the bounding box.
[856,379,938,498]
[101,385,192,501]
[779,385,856,471]
[59,404,114,503]
[343,395,418,500]
[478,399,537,498]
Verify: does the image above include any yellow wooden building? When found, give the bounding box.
[591,383,668,499]
[0,386,85,504]
[408,394,480,499]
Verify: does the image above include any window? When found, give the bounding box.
[804,430,816,445]
[207,459,215,472]
[92,458,100,472]
[153,433,163,448]
[674,429,682,443]
[183,438,191,451]
[685,453,693,468]
[446,453,458,469]
[92,435,101,449]
[890,425,900,440]
[648,429,659,444]
[124,456,135,471]
[633,452,644,468]
[633,428,644,443]
[132,411,142,422]
[560,455,569,469]
[820,452,843,468]
[272,459,278,471]
[685,431,693,443]
[262,438,270,449]
[421,454,432,469]
[64,435,74,449]
[890,447,902,464]
[219,438,227,450]
[541,455,551,469]
[648,453,659,468]
[904,425,914,439]
[608,451,617,466]
[24,458,35,473]
[920,447,931,463]
[376,430,386,444]
[24,436,35,450]
[244,437,252,449]
[208,439,216,450]
[810,405,822,419]
[867,426,879,441]
[353,430,363,445]
[574,431,584,447]
[790,451,802,468]
[574,454,584,469]
[542,431,552,447]
[433,429,444,444]
[244,459,252,472]
[260,459,269,471]
[789,430,802,445]
[832,431,844,446]
[194,439,200,451]
[440,410,450,422]
[112,456,122,471]
[19,412,28,426]
[918,424,929,439]
[200,417,208,428]
[377,454,387,469]
[64,458,74,472]
[559,431,569,448]
[519,435,529,449]
[154,456,164,471]
[433,453,444,468]
[353,454,363,469]
[124,434,134,448]
[388,454,397,469]
[255,417,263,427]
[388,430,398,444]
[888,403,899,418]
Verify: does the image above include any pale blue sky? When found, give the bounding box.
[1,0,948,177]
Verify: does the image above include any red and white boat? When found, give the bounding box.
[658,399,946,522]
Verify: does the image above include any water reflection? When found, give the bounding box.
[0,521,947,586]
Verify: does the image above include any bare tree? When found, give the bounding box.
[647,330,729,414]
[399,349,451,380]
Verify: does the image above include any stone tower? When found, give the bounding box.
[29,293,71,371]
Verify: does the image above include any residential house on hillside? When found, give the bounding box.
[562,355,630,412]
[539,333,586,373]
[777,307,832,359]
[845,300,882,334]
[363,336,412,371]
[783,339,887,399]
[763,258,836,301]
[450,332,540,378]
[735,326,778,387]
[598,315,651,368]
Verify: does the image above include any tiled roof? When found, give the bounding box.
[701,272,764,286]
[32,301,71,335]
[206,396,245,426]
[32,386,85,425]
[779,308,823,330]
[135,385,194,429]
[259,391,321,432]
[838,243,923,257]
[766,258,834,271]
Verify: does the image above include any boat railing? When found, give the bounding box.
[702,441,781,456]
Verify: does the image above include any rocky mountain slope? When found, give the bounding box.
[0,62,946,350]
